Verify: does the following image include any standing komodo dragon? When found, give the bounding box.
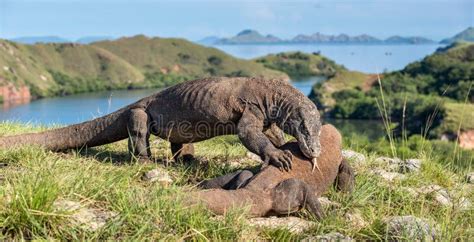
[190,124,354,218]
[0,77,322,170]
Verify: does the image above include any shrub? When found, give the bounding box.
[225,70,249,77]
[207,56,222,66]
[178,53,191,62]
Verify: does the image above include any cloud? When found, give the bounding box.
[244,3,277,21]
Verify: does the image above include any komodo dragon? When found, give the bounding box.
[0,77,322,170]
[190,124,355,218]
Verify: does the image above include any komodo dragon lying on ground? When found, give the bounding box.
[0,77,322,170]
[189,125,355,218]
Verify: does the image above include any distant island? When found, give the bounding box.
[199,29,436,45]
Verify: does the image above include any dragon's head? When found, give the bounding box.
[282,103,322,162]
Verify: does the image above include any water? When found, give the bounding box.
[0,77,323,125]
[213,44,442,73]
[0,89,161,125]
[291,76,325,96]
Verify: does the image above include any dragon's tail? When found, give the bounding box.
[0,108,131,151]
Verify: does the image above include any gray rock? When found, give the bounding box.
[375,156,403,165]
[400,187,419,197]
[141,167,173,185]
[342,150,366,163]
[399,159,422,173]
[432,189,452,207]
[415,185,471,210]
[417,185,444,194]
[247,216,315,234]
[303,232,354,242]
[54,199,118,231]
[416,185,451,206]
[466,172,474,184]
[246,152,263,162]
[383,215,439,241]
[375,157,403,171]
[372,169,406,182]
[344,211,367,229]
[318,197,342,209]
[458,197,472,210]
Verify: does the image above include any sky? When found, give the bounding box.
[0,0,473,41]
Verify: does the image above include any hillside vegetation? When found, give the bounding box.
[254,51,344,78]
[310,43,474,137]
[0,36,287,98]
[441,27,474,44]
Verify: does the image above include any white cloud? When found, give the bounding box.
[243,3,277,21]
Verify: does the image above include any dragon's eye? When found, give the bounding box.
[300,123,310,136]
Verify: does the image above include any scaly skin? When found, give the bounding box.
[0,77,322,170]
[192,125,355,218]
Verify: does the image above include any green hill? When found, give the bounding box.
[309,43,474,137]
[441,27,474,44]
[254,51,344,78]
[0,36,287,98]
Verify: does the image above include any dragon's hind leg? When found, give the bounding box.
[271,178,324,220]
[171,143,195,162]
[334,158,355,192]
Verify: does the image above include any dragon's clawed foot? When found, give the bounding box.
[263,149,293,171]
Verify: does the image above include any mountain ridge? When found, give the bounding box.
[204,29,436,45]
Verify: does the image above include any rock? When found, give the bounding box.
[318,197,342,209]
[414,185,471,210]
[399,159,422,173]
[375,157,402,165]
[247,216,314,234]
[383,215,439,241]
[54,199,118,231]
[400,187,419,197]
[416,185,451,206]
[372,169,406,182]
[466,172,474,184]
[226,159,244,168]
[246,152,262,162]
[417,185,444,194]
[342,150,366,163]
[344,211,367,229]
[303,232,354,242]
[432,189,452,207]
[141,167,173,185]
[458,197,472,210]
[375,157,403,171]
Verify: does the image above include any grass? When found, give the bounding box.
[0,122,472,240]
